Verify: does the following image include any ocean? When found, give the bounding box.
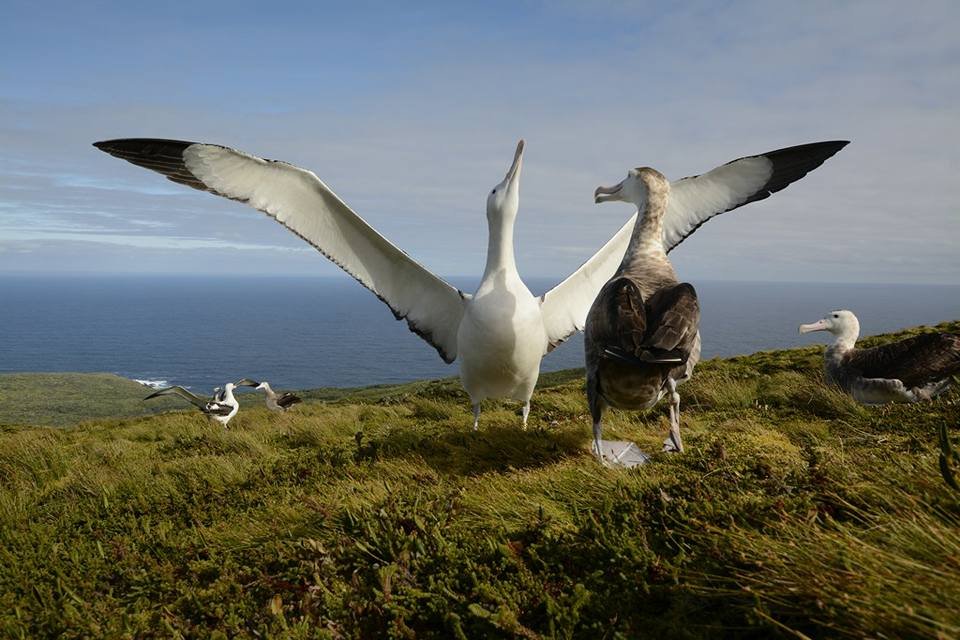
[0,275,957,392]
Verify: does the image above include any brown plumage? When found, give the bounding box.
[273,391,303,410]
[586,167,701,461]
[847,333,960,389]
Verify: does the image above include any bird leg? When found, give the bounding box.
[663,378,683,453]
[588,374,607,463]
[521,401,530,430]
[593,420,604,461]
[472,403,481,431]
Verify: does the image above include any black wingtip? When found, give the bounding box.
[816,139,850,155]
[92,138,196,154]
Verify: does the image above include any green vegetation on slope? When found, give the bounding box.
[1,322,959,639]
[0,373,184,427]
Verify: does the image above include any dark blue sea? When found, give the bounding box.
[0,275,957,392]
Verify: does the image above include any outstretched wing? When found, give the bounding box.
[94,139,468,363]
[850,333,960,389]
[144,385,208,409]
[539,141,848,350]
[663,141,849,249]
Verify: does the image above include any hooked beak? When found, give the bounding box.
[798,319,829,335]
[594,181,624,204]
[235,378,260,387]
[504,139,524,186]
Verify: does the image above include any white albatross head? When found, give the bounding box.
[799,309,861,344]
[594,167,670,210]
[486,140,524,223]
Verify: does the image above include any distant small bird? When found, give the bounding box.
[800,310,960,404]
[585,166,701,461]
[144,382,239,427]
[236,379,303,412]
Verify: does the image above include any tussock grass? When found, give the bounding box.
[0,320,958,638]
[700,490,960,639]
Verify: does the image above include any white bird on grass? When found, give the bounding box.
[144,382,239,427]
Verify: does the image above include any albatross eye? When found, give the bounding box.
[832,314,839,319]
[491,189,496,195]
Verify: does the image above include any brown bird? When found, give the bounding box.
[800,310,960,404]
[585,167,701,462]
[236,379,303,412]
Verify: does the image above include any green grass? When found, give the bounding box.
[0,373,186,427]
[1,321,959,639]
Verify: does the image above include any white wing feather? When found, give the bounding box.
[181,144,467,363]
[662,157,772,249]
[538,215,636,352]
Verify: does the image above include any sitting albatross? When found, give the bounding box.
[586,167,701,461]
[236,378,302,412]
[144,382,239,427]
[799,310,960,404]
[94,137,847,428]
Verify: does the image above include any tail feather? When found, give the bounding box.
[603,346,686,367]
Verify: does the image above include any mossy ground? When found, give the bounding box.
[1,322,959,638]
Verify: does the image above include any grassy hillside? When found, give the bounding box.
[0,373,186,427]
[1,322,959,639]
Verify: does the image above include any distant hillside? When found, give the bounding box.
[0,373,187,427]
[0,321,958,638]
[0,362,597,429]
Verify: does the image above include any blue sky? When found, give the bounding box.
[1,1,958,285]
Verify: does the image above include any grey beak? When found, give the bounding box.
[505,139,525,184]
[594,181,623,203]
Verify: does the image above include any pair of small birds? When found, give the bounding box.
[95,136,959,464]
[144,379,301,427]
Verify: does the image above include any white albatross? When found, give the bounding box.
[94,138,847,428]
[144,382,240,427]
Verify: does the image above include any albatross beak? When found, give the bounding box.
[594,181,624,204]
[505,139,524,186]
[799,319,829,334]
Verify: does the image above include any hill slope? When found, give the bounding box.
[1,322,959,638]
[0,372,186,427]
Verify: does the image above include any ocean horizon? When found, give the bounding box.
[1,274,958,392]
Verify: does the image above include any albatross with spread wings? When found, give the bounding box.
[144,382,239,427]
[95,137,847,428]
